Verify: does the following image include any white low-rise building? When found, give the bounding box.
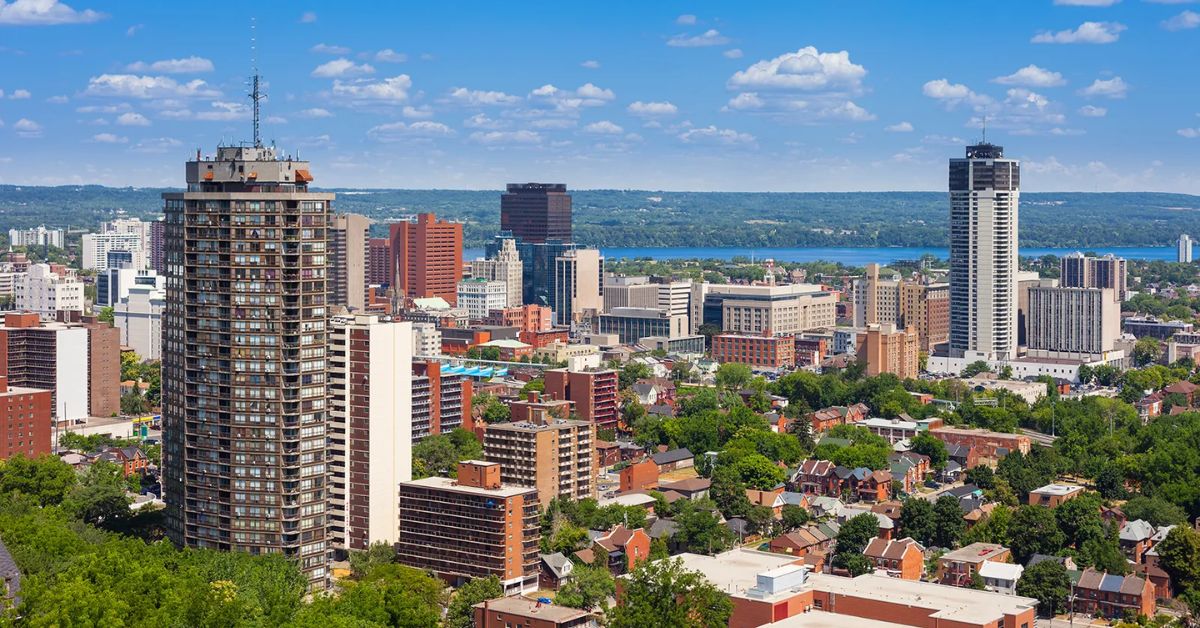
[15,263,84,317]
[114,283,165,360]
[457,278,509,320]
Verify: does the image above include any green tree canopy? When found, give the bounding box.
[610,558,733,628]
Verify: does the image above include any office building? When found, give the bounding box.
[397,460,541,595]
[1180,234,1194,264]
[949,142,1020,361]
[161,142,333,586]
[1060,252,1127,302]
[1123,316,1192,340]
[657,280,693,320]
[471,237,523,308]
[1026,286,1119,359]
[367,237,391,286]
[97,266,162,309]
[0,375,52,460]
[411,323,442,358]
[327,315,413,552]
[858,323,920,380]
[597,307,688,344]
[9,226,64,249]
[149,219,166,273]
[501,183,572,244]
[82,232,147,271]
[553,248,603,324]
[852,264,900,328]
[15,263,84,317]
[899,282,949,352]
[0,313,118,421]
[701,283,837,336]
[327,213,371,311]
[389,213,464,305]
[103,217,153,245]
[458,278,509,320]
[113,282,165,360]
[603,275,659,312]
[484,414,597,506]
[544,367,618,431]
[711,332,795,369]
[411,360,472,441]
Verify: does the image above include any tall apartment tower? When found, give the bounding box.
[367,237,391,286]
[483,414,597,506]
[1059,252,1127,302]
[948,142,1019,361]
[1179,235,1194,264]
[327,314,413,553]
[500,183,572,244]
[552,248,604,324]
[327,213,371,312]
[471,237,523,308]
[161,143,333,586]
[388,213,463,305]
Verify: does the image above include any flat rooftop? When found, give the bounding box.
[473,596,592,623]
[401,475,535,498]
[487,418,591,433]
[1031,484,1083,496]
[940,542,1009,563]
[766,611,904,628]
[807,572,1037,625]
[673,549,801,595]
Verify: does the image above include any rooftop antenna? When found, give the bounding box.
[981,115,987,144]
[249,17,263,148]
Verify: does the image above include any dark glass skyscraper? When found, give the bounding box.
[500,183,572,244]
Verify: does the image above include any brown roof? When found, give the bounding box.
[659,477,711,493]
[864,536,922,560]
[659,490,685,503]
[798,459,836,476]
[1077,569,1104,590]
[1165,381,1198,394]
[596,525,643,552]
[573,548,596,564]
[873,501,904,519]
[1119,574,1149,595]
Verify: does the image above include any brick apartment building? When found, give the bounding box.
[367,237,391,286]
[929,426,1031,463]
[412,360,473,441]
[473,596,596,628]
[0,374,52,460]
[389,213,463,305]
[711,332,796,369]
[0,312,120,421]
[397,461,540,594]
[544,368,619,431]
[483,413,597,506]
[858,323,920,380]
[483,304,553,334]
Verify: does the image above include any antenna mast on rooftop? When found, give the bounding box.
[249,17,263,148]
[981,115,987,145]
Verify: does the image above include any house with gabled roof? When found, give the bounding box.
[591,525,651,575]
[1073,568,1156,618]
[1119,519,1156,563]
[790,459,838,496]
[863,536,924,580]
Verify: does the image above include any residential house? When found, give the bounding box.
[618,459,658,494]
[1072,569,1156,619]
[595,440,621,469]
[593,525,651,575]
[888,451,930,495]
[808,496,843,520]
[651,448,693,473]
[863,536,924,580]
[1100,505,1127,528]
[871,501,904,528]
[1028,484,1084,508]
[790,459,838,496]
[657,477,710,501]
[647,518,682,554]
[855,469,892,503]
[1119,519,1156,563]
[945,442,980,471]
[979,562,1024,596]
[1163,380,1198,407]
[769,525,834,558]
[807,403,869,434]
[937,543,1012,588]
[540,553,574,590]
[472,596,598,628]
[96,446,149,477]
[837,507,895,539]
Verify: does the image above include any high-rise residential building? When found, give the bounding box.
[483,413,597,506]
[552,248,604,324]
[97,266,162,308]
[397,460,541,595]
[603,275,659,312]
[700,283,837,336]
[113,282,165,361]
[858,323,921,380]
[457,278,509,320]
[1060,252,1127,302]
[899,282,950,352]
[15,263,84,317]
[0,374,52,461]
[411,323,442,358]
[1180,235,1194,264]
[1026,287,1119,360]
[852,263,900,328]
[327,314,412,553]
[8,226,64,249]
[471,237,523,308]
[367,237,391,287]
[544,367,619,431]
[389,213,463,305]
[0,312,118,421]
[327,213,371,312]
[949,142,1019,361]
[82,232,147,271]
[411,360,472,441]
[500,183,572,244]
[103,217,153,246]
[162,143,333,586]
[149,219,166,273]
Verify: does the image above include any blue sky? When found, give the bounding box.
[0,0,1198,192]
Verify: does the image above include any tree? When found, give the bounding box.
[479,395,511,424]
[835,552,873,577]
[1094,463,1127,500]
[98,306,114,324]
[1121,495,1188,527]
[962,360,991,378]
[120,351,142,381]
[322,563,448,627]
[446,575,503,628]
[910,433,948,470]
[674,501,735,554]
[931,495,966,549]
[610,558,733,628]
[121,391,149,415]
[899,497,935,546]
[1008,506,1065,564]
[1133,337,1162,367]
[1054,493,1104,549]
[1155,525,1200,592]
[964,464,995,490]
[620,362,653,389]
[836,513,879,556]
[348,541,396,577]
[63,460,131,529]
[1017,560,1071,616]
[780,504,809,531]
[731,454,785,490]
[1076,364,1095,385]
[709,465,751,519]
[715,362,752,391]
[0,454,77,506]
[556,564,615,611]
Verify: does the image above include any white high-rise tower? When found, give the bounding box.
[1178,234,1193,264]
[948,142,1019,361]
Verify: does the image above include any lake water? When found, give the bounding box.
[463,246,1176,266]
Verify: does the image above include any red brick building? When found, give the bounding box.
[389,213,463,305]
[544,368,619,431]
[0,375,52,460]
[711,333,796,369]
[484,304,553,334]
[367,237,391,286]
[864,536,924,580]
[1073,569,1156,619]
[807,403,869,434]
[619,458,658,493]
[929,426,1031,462]
[594,525,651,574]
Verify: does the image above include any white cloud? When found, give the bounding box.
[299,11,317,23]
[312,58,375,78]
[298,107,333,118]
[528,118,576,129]
[76,103,130,113]
[463,113,505,129]
[723,48,744,59]
[922,79,991,107]
[728,46,866,91]
[581,59,600,69]
[266,115,287,124]
[922,134,965,145]
[402,105,433,119]
[367,120,454,142]
[678,125,755,145]
[1080,76,1128,98]
[194,101,250,121]
[584,120,623,134]
[1079,105,1108,117]
[447,87,520,106]
[725,92,765,111]
[9,88,30,99]
[310,43,349,55]
[0,0,103,25]
[14,118,40,137]
[1164,10,1200,30]
[125,23,141,36]
[667,29,730,48]
[885,121,914,132]
[46,95,67,103]
[374,49,407,63]
[1032,21,1126,44]
[469,130,542,145]
[676,14,697,25]
[331,75,412,102]
[577,83,615,101]
[822,101,875,121]
[130,136,181,153]
[627,100,678,117]
[83,74,220,99]
[125,56,214,74]
[91,132,127,143]
[528,83,615,112]
[1179,127,1200,138]
[992,64,1065,87]
[116,112,150,126]
[1054,0,1120,5]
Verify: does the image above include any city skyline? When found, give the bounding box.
[0,1,1196,192]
